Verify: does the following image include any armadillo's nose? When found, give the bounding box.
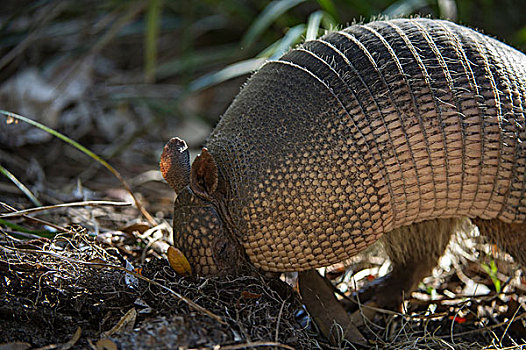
[172,187,229,275]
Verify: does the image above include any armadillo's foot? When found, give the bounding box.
[346,265,426,312]
[298,270,366,346]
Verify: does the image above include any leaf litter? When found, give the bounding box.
[1,203,525,349]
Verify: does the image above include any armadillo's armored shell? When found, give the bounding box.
[205,18,526,272]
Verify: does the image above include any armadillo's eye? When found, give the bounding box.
[215,240,228,256]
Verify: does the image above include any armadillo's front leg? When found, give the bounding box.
[351,218,462,310]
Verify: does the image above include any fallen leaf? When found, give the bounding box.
[61,327,81,349]
[95,339,118,350]
[102,308,136,337]
[241,291,262,299]
[0,342,31,350]
[119,222,151,235]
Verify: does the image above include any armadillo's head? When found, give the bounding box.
[160,137,244,275]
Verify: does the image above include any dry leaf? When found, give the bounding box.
[119,222,151,235]
[102,308,136,337]
[61,327,82,350]
[95,339,118,350]
[241,291,262,299]
[0,342,31,350]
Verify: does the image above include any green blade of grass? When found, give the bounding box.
[258,23,306,59]
[382,0,431,17]
[189,58,266,92]
[305,10,324,41]
[156,44,238,79]
[0,110,156,226]
[0,218,56,238]
[145,0,162,83]
[320,12,338,32]
[241,0,306,48]
[315,0,339,23]
[514,25,526,48]
[0,164,42,206]
[257,40,280,59]
[208,24,304,89]
[269,24,305,59]
[91,1,146,54]
[481,260,502,293]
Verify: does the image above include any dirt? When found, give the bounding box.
[1,217,525,349]
[0,231,317,349]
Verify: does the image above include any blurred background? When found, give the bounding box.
[1,0,525,217]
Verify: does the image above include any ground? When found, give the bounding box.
[1,198,525,348]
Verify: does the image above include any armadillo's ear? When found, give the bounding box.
[160,137,190,193]
[190,148,218,198]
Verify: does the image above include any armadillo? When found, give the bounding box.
[160,18,526,303]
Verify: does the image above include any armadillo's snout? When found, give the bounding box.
[172,187,241,275]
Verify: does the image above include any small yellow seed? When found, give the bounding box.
[167,246,192,276]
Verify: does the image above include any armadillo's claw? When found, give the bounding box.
[167,246,192,276]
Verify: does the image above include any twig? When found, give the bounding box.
[275,299,286,343]
[500,304,523,344]
[0,200,132,218]
[0,201,68,232]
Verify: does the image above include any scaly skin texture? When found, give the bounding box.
[162,18,526,280]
